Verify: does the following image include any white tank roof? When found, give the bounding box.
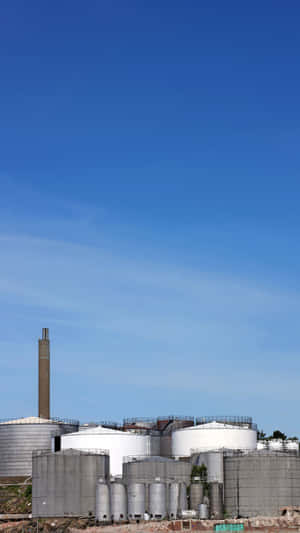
[179,421,238,431]
[0,416,56,425]
[73,425,126,436]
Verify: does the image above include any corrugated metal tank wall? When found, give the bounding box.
[123,457,191,485]
[32,450,109,517]
[0,421,78,478]
[224,453,300,517]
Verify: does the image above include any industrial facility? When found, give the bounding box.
[1,329,300,523]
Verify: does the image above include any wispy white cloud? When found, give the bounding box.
[0,214,299,432]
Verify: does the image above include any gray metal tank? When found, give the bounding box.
[96,479,111,522]
[123,456,191,485]
[224,452,300,518]
[168,483,180,519]
[127,483,145,519]
[32,449,109,518]
[110,481,127,522]
[191,451,224,483]
[0,417,79,478]
[190,479,203,511]
[179,483,188,514]
[209,482,223,519]
[149,482,166,519]
[199,503,209,519]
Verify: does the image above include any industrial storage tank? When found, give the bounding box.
[209,482,223,519]
[96,479,111,522]
[190,479,203,511]
[224,452,300,517]
[168,483,180,519]
[257,440,299,453]
[149,482,167,519]
[123,456,191,485]
[32,449,109,517]
[0,416,79,478]
[191,451,224,483]
[172,417,257,457]
[61,425,156,477]
[127,483,145,519]
[179,483,188,513]
[110,481,127,522]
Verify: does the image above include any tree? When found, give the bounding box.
[191,463,207,483]
[257,430,266,440]
[269,430,287,441]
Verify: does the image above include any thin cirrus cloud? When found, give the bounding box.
[0,217,299,432]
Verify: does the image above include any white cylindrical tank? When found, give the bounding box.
[257,441,267,450]
[268,439,283,451]
[257,440,299,453]
[172,422,257,456]
[61,426,153,476]
[286,440,299,452]
[199,503,209,519]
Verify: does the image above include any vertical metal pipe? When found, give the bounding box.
[39,328,50,419]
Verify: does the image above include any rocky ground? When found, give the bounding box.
[0,479,32,515]
[1,517,300,533]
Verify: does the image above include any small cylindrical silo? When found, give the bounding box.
[127,483,145,520]
[209,482,223,519]
[149,482,166,519]
[96,479,111,522]
[111,481,127,522]
[168,482,180,519]
[190,478,203,511]
[179,483,188,514]
[199,503,209,519]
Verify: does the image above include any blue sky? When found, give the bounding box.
[0,1,300,436]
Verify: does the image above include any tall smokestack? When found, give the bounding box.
[38,328,50,419]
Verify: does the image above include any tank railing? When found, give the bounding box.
[123,417,157,425]
[123,454,173,463]
[80,421,123,430]
[193,422,258,431]
[0,416,79,425]
[124,416,194,425]
[33,448,109,457]
[51,417,80,426]
[225,449,299,457]
[190,447,256,455]
[196,416,255,428]
[156,416,194,422]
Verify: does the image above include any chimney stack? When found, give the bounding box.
[38,328,50,419]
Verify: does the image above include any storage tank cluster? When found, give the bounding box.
[257,439,299,453]
[95,455,191,522]
[96,478,188,522]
